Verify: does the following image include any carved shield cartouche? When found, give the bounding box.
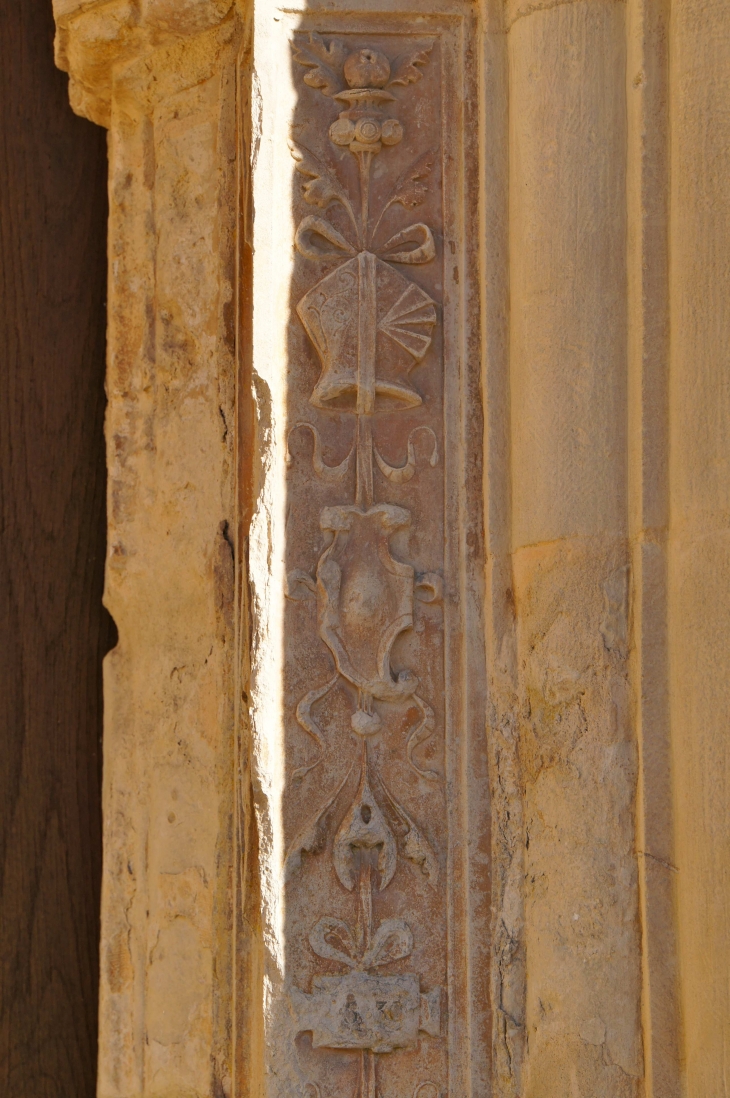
[317,504,416,701]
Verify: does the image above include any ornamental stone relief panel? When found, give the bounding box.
[277,20,487,1098]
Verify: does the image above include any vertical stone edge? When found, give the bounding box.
[234,12,267,1098]
[246,4,291,1094]
[669,1,730,1094]
[462,8,493,1095]
[478,0,525,1095]
[626,0,682,1093]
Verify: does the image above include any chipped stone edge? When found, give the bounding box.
[53,0,239,127]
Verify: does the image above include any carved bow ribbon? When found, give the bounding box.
[295,214,435,266]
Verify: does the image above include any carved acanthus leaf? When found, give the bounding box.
[290,144,355,222]
[310,914,414,972]
[286,569,317,601]
[400,814,439,883]
[386,44,434,87]
[285,766,354,878]
[292,33,348,96]
[383,149,438,212]
[372,768,439,884]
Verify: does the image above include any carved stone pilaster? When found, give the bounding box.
[272,26,487,1098]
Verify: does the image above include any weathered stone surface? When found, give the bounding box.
[669,1,730,1094]
[53,8,242,1097]
[508,5,642,1094]
[51,0,730,1096]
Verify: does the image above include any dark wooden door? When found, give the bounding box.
[0,2,113,1095]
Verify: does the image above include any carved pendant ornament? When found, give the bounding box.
[285,34,446,1098]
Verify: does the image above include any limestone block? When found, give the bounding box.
[509,3,642,1094]
[514,540,641,1095]
[509,0,627,547]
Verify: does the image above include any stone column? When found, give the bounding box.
[508,1,642,1093]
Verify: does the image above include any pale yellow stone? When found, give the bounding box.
[670,2,730,1094]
